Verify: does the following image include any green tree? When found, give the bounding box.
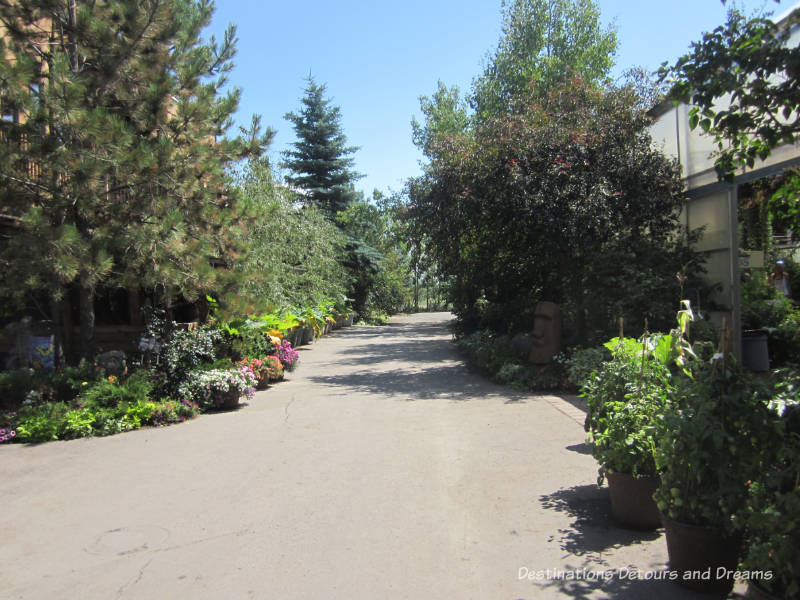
[411,81,470,159]
[471,0,617,120]
[0,0,269,359]
[661,5,800,242]
[661,6,800,180]
[336,190,412,319]
[235,156,347,311]
[281,77,362,220]
[411,80,705,341]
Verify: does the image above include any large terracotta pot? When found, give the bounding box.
[661,512,741,594]
[606,471,661,530]
[214,389,241,410]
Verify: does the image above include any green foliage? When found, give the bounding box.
[0,0,271,358]
[412,82,471,158]
[230,326,277,361]
[281,77,362,219]
[654,364,781,532]
[76,373,152,409]
[660,7,800,180]
[565,346,610,389]
[582,332,675,482]
[471,0,617,121]
[337,192,414,320]
[0,369,46,410]
[160,326,222,396]
[14,402,69,443]
[455,330,569,391]
[234,156,349,312]
[741,272,800,366]
[412,78,702,344]
[60,408,95,440]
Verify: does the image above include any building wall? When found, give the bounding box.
[647,5,800,351]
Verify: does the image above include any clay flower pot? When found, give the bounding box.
[606,471,661,530]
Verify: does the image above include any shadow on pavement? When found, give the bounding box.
[522,555,718,600]
[539,484,661,559]
[307,364,533,402]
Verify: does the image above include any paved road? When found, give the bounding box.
[1,313,719,599]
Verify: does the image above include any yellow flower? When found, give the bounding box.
[268,335,281,346]
[107,375,117,384]
[81,381,88,386]
[268,329,283,339]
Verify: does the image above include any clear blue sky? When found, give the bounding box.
[206,0,796,199]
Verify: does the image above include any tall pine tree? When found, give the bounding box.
[0,0,270,360]
[281,77,361,220]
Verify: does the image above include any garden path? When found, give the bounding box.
[0,312,731,599]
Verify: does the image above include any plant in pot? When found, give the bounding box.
[178,365,257,411]
[653,335,781,594]
[238,358,270,389]
[737,379,800,600]
[263,356,284,382]
[583,329,677,530]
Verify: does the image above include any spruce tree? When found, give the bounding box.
[281,77,362,220]
[0,0,270,360]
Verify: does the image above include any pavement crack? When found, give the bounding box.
[116,557,152,599]
[284,395,295,424]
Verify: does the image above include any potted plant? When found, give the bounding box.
[238,358,270,389]
[263,356,284,382]
[653,338,781,594]
[583,330,677,530]
[178,365,257,410]
[276,340,300,372]
[738,385,800,600]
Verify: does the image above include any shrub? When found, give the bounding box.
[565,346,610,390]
[14,402,69,443]
[160,326,222,395]
[77,373,152,409]
[60,408,95,439]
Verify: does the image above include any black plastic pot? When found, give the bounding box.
[661,513,741,595]
[606,471,661,530]
[742,329,770,372]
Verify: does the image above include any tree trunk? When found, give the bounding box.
[574,273,586,346]
[413,263,419,313]
[128,288,143,326]
[79,273,95,359]
[49,296,64,369]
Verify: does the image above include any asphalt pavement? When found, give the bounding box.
[0,312,727,599]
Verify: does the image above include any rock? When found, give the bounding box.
[529,301,562,365]
[96,350,127,376]
[511,333,533,357]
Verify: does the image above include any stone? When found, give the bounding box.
[96,350,127,376]
[529,301,562,365]
[511,333,533,358]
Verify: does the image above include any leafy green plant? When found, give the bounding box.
[14,402,69,443]
[565,346,610,389]
[654,359,781,532]
[60,408,95,439]
[583,332,675,484]
[160,326,222,395]
[77,373,152,409]
[738,430,800,598]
